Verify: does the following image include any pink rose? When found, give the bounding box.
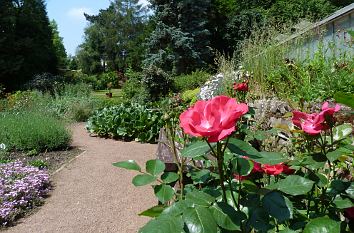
[179,96,248,142]
[292,102,340,135]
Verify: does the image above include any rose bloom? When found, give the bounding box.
[180,96,248,142]
[262,163,294,176]
[292,102,340,135]
[233,81,249,92]
[345,207,354,221]
[233,159,263,181]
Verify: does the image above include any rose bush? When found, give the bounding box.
[114,96,353,233]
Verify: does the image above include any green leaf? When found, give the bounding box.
[139,205,165,217]
[278,175,314,196]
[161,172,179,183]
[132,174,156,186]
[146,159,165,176]
[210,202,246,231]
[181,141,213,158]
[154,184,175,204]
[254,152,287,165]
[139,215,185,233]
[248,207,273,232]
[333,196,353,209]
[332,124,352,142]
[303,217,340,233]
[231,157,253,176]
[334,91,354,108]
[227,138,261,159]
[112,160,141,171]
[326,147,352,162]
[345,183,354,199]
[162,201,188,216]
[183,206,218,233]
[279,229,298,233]
[262,191,293,222]
[190,169,211,184]
[186,191,216,207]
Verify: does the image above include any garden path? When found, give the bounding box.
[5,123,156,233]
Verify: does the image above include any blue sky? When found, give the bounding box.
[46,0,149,56]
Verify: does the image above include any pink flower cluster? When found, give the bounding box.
[292,102,340,135]
[0,161,50,226]
[180,96,248,142]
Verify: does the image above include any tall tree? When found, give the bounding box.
[0,0,57,90]
[144,0,212,75]
[77,0,149,74]
[50,20,67,69]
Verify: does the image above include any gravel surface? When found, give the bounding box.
[5,123,157,233]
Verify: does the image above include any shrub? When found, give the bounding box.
[142,66,172,101]
[25,73,67,94]
[122,69,149,103]
[0,112,71,152]
[87,103,165,143]
[173,70,211,92]
[181,88,200,105]
[0,161,50,226]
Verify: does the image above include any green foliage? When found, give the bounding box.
[77,0,149,74]
[0,0,58,90]
[0,111,71,152]
[50,20,68,68]
[181,88,200,105]
[28,159,48,169]
[142,66,172,101]
[173,70,210,92]
[121,69,149,102]
[86,103,165,143]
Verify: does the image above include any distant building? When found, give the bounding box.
[286,3,354,60]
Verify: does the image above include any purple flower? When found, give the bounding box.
[0,161,50,225]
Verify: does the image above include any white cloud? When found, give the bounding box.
[67,7,93,21]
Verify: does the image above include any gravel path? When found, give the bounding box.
[5,123,157,233]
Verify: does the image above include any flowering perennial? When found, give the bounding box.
[0,161,50,226]
[179,96,248,142]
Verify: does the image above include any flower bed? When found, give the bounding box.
[0,161,50,226]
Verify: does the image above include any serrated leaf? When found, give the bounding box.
[326,147,352,162]
[231,157,253,176]
[162,200,188,216]
[183,206,218,233]
[132,174,156,186]
[263,191,293,222]
[154,184,175,204]
[146,159,165,176]
[227,138,261,159]
[332,124,352,142]
[113,160,141,171]
[345,183,354,199]
[254,152,287,165]
[278,175,314,196]
[186,191,216,207]
[210,202,246,231]
[181,141,214,158]
[334,91,354,108]
[303,217,340,233]
[139,205,165,217]
[161,172,179,183]
[190,169,211,184]
[333,196,353,209]
[139,215,185,233]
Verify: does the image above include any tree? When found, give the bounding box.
[0,0,57,90]
[77,0,149,74]
[50,20,67,69]
[144,0,212,75]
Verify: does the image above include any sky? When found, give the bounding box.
[46,0,149,56]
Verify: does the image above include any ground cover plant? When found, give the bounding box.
[114,91,353,232]
[0,161,50,226]
[86,102,165,143]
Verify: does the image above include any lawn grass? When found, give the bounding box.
[92,89,123,100]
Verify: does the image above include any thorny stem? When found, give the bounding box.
[216,142,227,202]
[168,121,184,200]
